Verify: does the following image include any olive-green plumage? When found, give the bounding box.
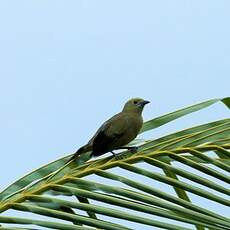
[69,98,149,161]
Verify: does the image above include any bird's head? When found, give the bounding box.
[122,98,150,114]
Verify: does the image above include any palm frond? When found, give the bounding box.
[0,98,229,230]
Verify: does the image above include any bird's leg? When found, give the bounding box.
[111,151,123,160]
[110,151,116,157]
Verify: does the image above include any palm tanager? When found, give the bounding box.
[69,98,149,161]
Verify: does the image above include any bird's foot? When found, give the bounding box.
[114,152,127,160]
[110,151,127,160]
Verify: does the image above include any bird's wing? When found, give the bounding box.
[101,112,128,136]
[90,113,128,154]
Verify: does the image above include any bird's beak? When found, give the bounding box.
[139,100,150,106]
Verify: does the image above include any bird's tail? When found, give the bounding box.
[67,144,91,163]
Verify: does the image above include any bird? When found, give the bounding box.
[68,98,150,162]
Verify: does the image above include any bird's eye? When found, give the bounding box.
[133,101,138,104]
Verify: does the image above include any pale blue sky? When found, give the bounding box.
[0,1,229,229]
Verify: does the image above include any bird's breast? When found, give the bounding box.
[115,114,143,147]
